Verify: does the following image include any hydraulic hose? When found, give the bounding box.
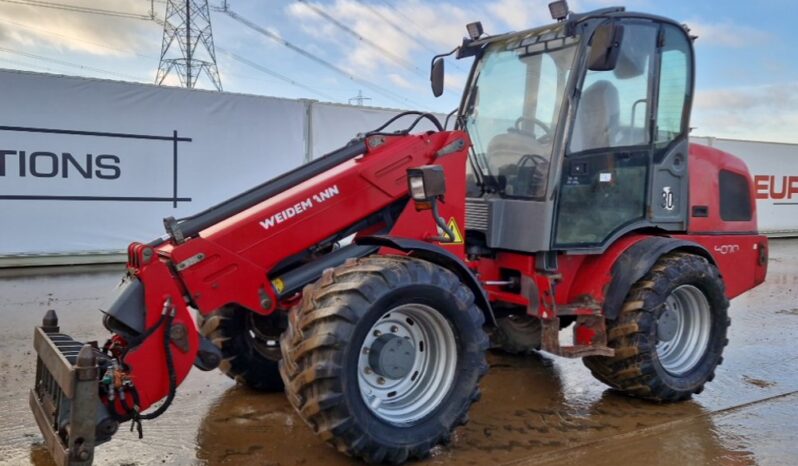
[430,200,456,243]
[106,299,178,439]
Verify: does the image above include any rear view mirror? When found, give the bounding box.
[588,24,624,71]
[431,58,445,97]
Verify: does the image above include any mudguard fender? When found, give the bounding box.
[355,235,496,325]
[578,235,715,321]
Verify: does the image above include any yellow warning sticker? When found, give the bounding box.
[438,217,464,245]
[271,278,285,294]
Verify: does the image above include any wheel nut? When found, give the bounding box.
[364,367,372,374]
[373,330,382,337]
[377,377,385,385]
[362,347,370,354]
[390,325,399,333]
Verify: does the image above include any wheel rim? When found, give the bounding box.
[502,314,540,332]
[655,284,712,376]
[357,303,458,426]
[246,313,283,361]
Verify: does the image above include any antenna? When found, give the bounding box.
[155,0,222,90]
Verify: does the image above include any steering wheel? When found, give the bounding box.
[517,153,549,167]
[511,117,553,143]
[502,153,549,198]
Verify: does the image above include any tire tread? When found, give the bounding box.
[280,255,488,463]
[584,252,729,402]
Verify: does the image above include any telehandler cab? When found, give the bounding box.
[30,3,767,465]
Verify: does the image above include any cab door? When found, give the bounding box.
[554,20,669,249]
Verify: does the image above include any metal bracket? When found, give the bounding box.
[436,138,465,157]
[175,253,205,272]
[163,216,185,244]
[541,315,614,358]
[169,323,190,353]
[366,135,386,149]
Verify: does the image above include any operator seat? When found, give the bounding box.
[571,80,620,152]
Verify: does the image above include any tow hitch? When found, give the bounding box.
[29,310,119,466]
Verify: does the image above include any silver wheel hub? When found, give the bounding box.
[357,303,457,426]
[369,334,415,379]
[657,308,679,342]
[655,284,712,376]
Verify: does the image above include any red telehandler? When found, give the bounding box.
[30,3,767,465]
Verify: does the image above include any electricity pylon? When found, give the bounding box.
[155,0,222,91]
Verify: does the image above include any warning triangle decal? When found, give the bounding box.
[439,217,464,245]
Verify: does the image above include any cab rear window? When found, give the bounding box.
[719,170,752,221]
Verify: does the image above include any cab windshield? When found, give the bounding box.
[465,26,578,199]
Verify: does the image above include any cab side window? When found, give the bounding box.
[655,25,692,145]
[570,24,658,153]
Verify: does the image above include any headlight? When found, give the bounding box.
[406,165,446,202]
[408,175,427,201]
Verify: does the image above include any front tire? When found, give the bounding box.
[279,256,489,463]
[584,252,730,401]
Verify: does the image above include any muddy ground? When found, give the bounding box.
[1,240,797,466]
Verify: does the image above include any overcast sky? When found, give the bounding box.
[0,0,796,143]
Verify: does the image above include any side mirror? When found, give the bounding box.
[587,24,624,71]
[431,58,445,97]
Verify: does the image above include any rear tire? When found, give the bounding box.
[280,255,489,463]
[584,252,730,401]
[199,305,285,392]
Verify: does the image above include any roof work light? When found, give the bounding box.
[466,21,484,40]
[548,0,569,21]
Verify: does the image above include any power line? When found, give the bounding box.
[218,47,336,101]
[0,17,157,59]
[0,56,68,74]
[355,0,438,56]
[357,0,466,73]
[0,0,435,106]
[379,0,428,36]
[0,14,302,88]
[0,46,147,81]
[295,0,422,77]
[0,2,331,98]
[0,0,153,20]
[217,6,424,109]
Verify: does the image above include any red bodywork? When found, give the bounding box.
[476,144,767,309]
[117,134,767,413]
[118,131,469,411]
[165,132,467,315]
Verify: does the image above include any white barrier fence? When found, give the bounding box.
[0,69,795,261]
[0,69,444,258]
